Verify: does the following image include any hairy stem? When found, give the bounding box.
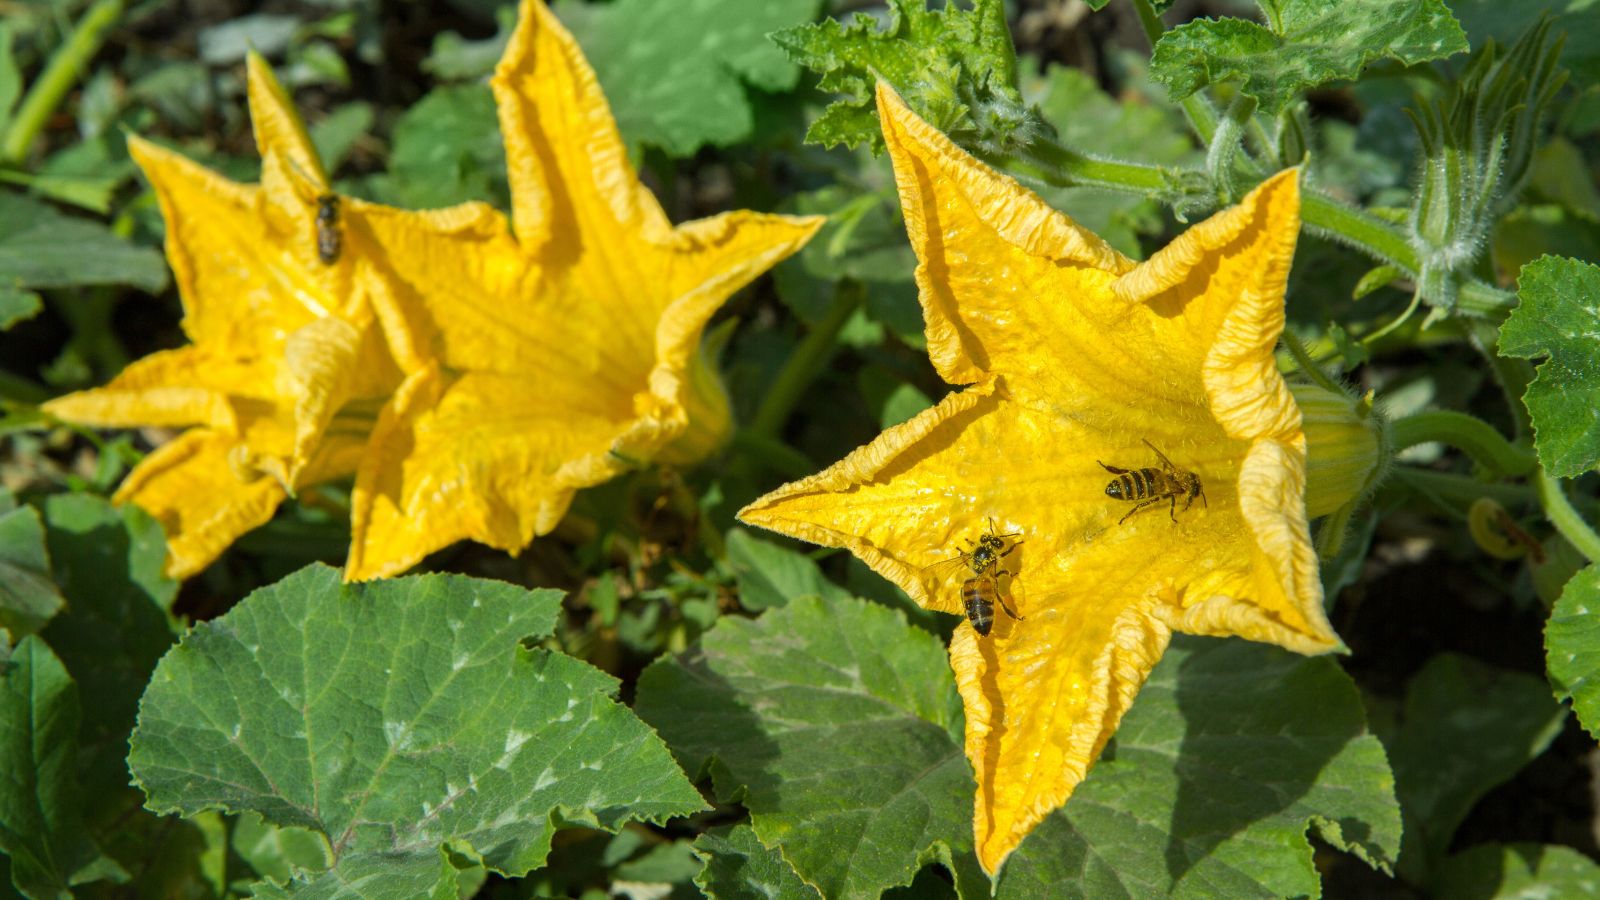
[1,0,125,164]
[1390,410,1537,478]
[1536,469,1600,564]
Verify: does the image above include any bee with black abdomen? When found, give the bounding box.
[924,518,1024,636]
[1099,438,1207,525]
[315,194,341,264]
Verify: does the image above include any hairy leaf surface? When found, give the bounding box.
[130,565,705,897]
[1547,564,1600,740]
[1150,0,1467,114]
[996,639,1401,898]
[1500,256,1600,477]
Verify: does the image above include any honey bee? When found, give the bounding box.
[925,519,1024,636]
[1099,438,1206,525]
[315,194,341,265]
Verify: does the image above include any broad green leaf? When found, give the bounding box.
[635,592,989,899]
[309,103,374,175]
[1434,842,1600,898]
[771,0,1026,152]
[198,14,299,65]
[997,639,1402,899]
[0,283,39,329]
[1547,564,1600,739]
[0,636,127,898]
[31,496,217,897]
[724,526,851,611]
[0,191,167,292]
[130,565,705,897]
[231,814,333,888]
[1382,654,1566,879]
[1150,0,1467,115]
[364,85,506,210]
[422,6,514,82]
[694,826,820,900]
[558,0,822,157]
[0,502,64,637]
[1499,256,1600,477]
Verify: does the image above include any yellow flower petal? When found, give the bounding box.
[740,82,1339,874]
[114,429,288,579]
[46,57,418,575]
[344,0,821,580]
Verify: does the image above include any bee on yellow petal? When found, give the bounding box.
[926,519,1024,636]
[1098,438,1207,525]
[315,194,341,264]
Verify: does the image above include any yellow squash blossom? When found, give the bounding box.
[40,55,424,578]
[343,0,822,580]
[740,85,1346,873]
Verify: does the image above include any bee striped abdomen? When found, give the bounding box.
[962,577,997,636]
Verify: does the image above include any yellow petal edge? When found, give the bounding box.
[740,82,1341,873]
[341,0,821,580]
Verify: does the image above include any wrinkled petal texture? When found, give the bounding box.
[344,0,820,580]
[43,56,402,577]
[740,84,1338,873]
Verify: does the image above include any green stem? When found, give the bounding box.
[1390,409,1536,477]
[1129,0,1217,144]
[1457,317,1533,439]
[1,0,125,164]
[1387,467,1534,513]
[1000,137,1167,194]
[1281,331,1344,397]
[1535,469,1600,564]
[748,281,864,440]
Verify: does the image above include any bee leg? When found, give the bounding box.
[999,540,1023,559]
[1169,494,1179,523]
[1099,461,1130,475]
[1118,500,1156,525]
[997,594,1023,621]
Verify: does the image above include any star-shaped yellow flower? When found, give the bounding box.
[343,0,823,580]
[739,85,1343,873]
[41,55,419,578]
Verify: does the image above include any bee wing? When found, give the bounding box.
[1142,437,1178,470]
[918,553,969,586]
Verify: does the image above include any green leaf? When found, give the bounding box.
[0,191,168,293]
[1150,0,1468,115]
[130,565,705,896]
[1381,654,1566,878]
[1547,564,1600,740]
[0,636,127,898]
[1433,842,1600,898]
[1499,256,1600,477]
[694,825,820,900]
[364,86,506,210]
[231,814,333,888]
[771,0,1026,152]
[0,285,35,330]
[997,638,1401,898]
[558,0,822,157]
[724,526,852,611]
[635,592,989,899]
[423,6,515,82]
[309,103,374,175]
[0,502,64,637]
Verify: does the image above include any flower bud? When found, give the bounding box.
[1293,381,1387,518]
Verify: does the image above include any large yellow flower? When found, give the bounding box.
[40,55,427,578]
[343,0,823,580]
[739,85,1344,873]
